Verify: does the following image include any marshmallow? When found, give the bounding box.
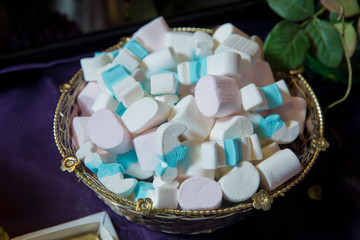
[87,109,133,154]
[91,91,120,113]
[84,152,107,174]
[201,134,262,170]
[178,176,222,211]
[141,47,180,77]
[213,23,250,44]
[260,142,280,161]
[80,54,112,81]
[195,75,242,118]
[154,94,179,108]
[123,39,149,60]
[132,16,169,53]
[133,128,159,171]
[76,141,97,161]
[155,122,187,182]
[256,149,301,191]
[251,35,264,59]
[116,150,153,180]
[112,76,144,108]
[112,48,140,73]
[77,82,101,116]
[218,161,260,202]
[248,60,275,87]
[240,83,264,111]
[72,116,91,147]
[95,63,116,94]
[255,80,292,111]
[177,52,242,86]
[150,72,178,95]
[194,31,214,51]
[249,113,300,144]
[147,183,178,209]
[97,163,137,197]
[168,95,215,141]
[165,31,196,62]
[209,115,253,141]
[214,34,260,70]
[131,68,146,82]
[101,64,130,96]
[178,140,215,179]
[94,50,118,60]
[121,97,170,134]
[270,96,307,134]
[134,181,154,201]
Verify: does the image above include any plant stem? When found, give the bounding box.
[325,6,352,111]
[300,7,326,28]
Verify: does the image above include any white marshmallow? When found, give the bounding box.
[84,152,106,174]
[112,48,140,73]
[141,47,180,78]
[240,83,264,111]
[218,161,260,202]
[77,82,101,116]
[150,72,178,95]
[261,142,280,160]
[256,148,301,191]
[112,76,144,108]
[91,91,120,113]
[133,128,159,172]
[154,94,179,108]
[213,23,250,44]
[272,120,300,144]
[214,34,260,70]
[168,95,215,141]
[209,115,254,141]
[76,141,97,161]
[251,35,264,59]
[147,184,178,209]
[195,48,212,58]
[121,97,170,134]
[94,63,117,94]
[72,116,91,147]
[165,31,196,62]
[206,51,242,78]
[202,134,262,170]
[194,31,214,58]
[98,169,137,197]
[80,54,112,81]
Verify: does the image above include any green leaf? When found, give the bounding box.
[357,17,360,38]
[320,0,360,17]
[267,0,314,21]
[334,22,357,57]
[264,20,310,71]
[305,18,344,68]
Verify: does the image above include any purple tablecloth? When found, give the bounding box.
[1,26,359,240]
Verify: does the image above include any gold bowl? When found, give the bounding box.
[53,27,327,234]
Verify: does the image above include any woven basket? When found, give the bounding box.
[53,27,328,234]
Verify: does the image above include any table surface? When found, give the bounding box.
[1,2,360,239]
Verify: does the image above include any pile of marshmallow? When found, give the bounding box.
[73,16,308,211]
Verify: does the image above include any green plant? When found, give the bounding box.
[264,0,359,108]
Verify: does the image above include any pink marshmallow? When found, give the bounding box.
[270,96,307,134]
[195,75,242,117]
[248,60,275,87]
[178,176,222,211]
[132,16,169,53]
[77,82,101,116]
[87,109,133,154]
[133,127,159,171]
[72,116,90,148]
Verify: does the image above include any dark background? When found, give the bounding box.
[0,0,359,239]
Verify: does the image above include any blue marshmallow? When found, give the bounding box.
[101,64,130,96]
[124,40,149,60]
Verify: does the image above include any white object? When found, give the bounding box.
[112,48,140,73]
[240,83,264,111]
[77,82,101,116]
[121,97,170,134]
[150,72,178,95]
[168,95,215,141]
[261,142,281,160]
[206,51,242,78]
[209,115,253,141]
[94,63,117,94]
[112,76,144,108]
[272,120,300,144]
[80,54,112,81]
[218,161,260,202]
[132,16,169,53]
[133,127,159,171]
[87,109,133,154]
[154,94,179,108]
[248,60,275,87]
[214,34,261,70]
[131,68,146,82]
[256,148,301,191]
[72,116,91,147]
[98,167,137,197]
[141,47,180,78]
[91,91,120,113]
[147,184,178,209]
[178,176,222,211]
[75,141,97,161]
[213,23,250,44]
[165,31,196,62]
[194,31,214,58]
